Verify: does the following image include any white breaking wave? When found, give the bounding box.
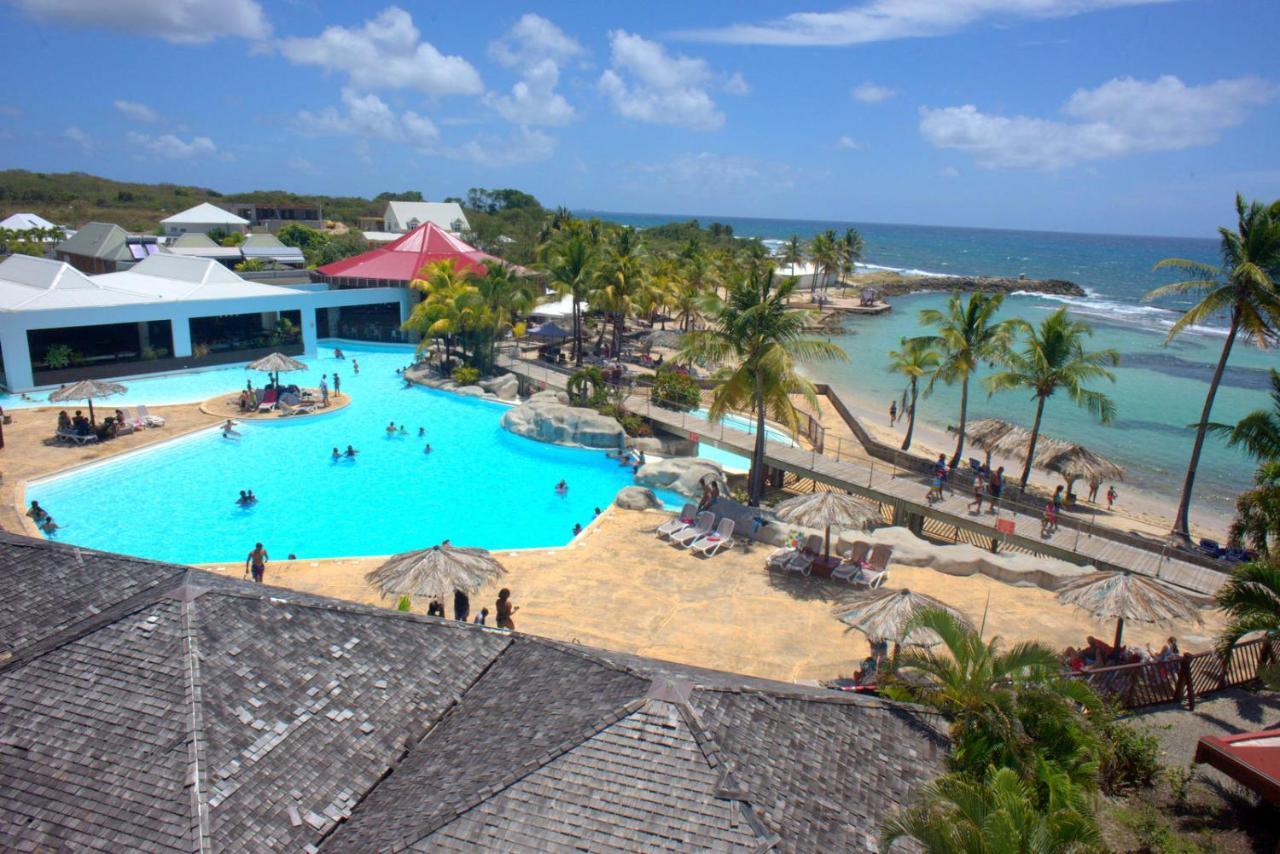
[1017,290,1230,338]
[857,262,958,279]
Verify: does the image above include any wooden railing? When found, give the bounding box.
[1077,636,1274,710]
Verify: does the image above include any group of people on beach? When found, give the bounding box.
[57,408,131,440]
[1064,635,1180,672]
[426,587,518,630]
[26,500,58,534]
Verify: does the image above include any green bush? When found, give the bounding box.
[1096,711,1162,794]
[651,368,701,411]
[396,595,412,612]
[599,404,653,437]
[452,365,480,386]
[44,343,78,369]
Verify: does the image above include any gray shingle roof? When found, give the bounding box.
[53,221,132,261]
[0,532,947,851]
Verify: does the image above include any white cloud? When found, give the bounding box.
[14,0,269,43]
[126,131,224,159]
[940,165,962,177]
[851,82,896,103]
[486,15,583,127]
[295,89,439,147]
[679,0,1169,45]
[287,157,316,173]
[836,135,861,150]
[598,31,724,131]
[725,72,751,96]
[280,6,482,97]
[113,99,160,123]
[920,74,1278,169]
[449,127,557,167]
[63,126,93,151]
[636,152,803,194]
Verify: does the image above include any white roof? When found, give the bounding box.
[160,203,249,226]
[0,255,159,311]
[528,293,581,319]
[362,231,402,242]
[94,254,299,301]
[0,212,58,231]
[385,201,468,231]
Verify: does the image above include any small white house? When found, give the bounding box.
[383,201,469,235]
[160,203,249,237]
[0,212,60,236]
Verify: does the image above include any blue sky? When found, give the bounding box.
[1,0,1277,237]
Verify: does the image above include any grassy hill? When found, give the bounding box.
[0,170,385,232]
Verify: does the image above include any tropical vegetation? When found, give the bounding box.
[1146,194,1280,539]
[679,269,845,505]
[887,336,941,451]
[984,308,1120,489]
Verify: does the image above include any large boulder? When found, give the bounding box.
[615,486,663,511]
[635,457,726,498]
[501,399,625,449]
[454,385,489,397]
[630,435,698,456]
[480,373,519,401]
[528,388,570,405]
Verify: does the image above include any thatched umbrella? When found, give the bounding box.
[246,352,308,387]
[1056,570,1201,650]
[772,490,881,558]
[365,543,507,607]
[1042,444,1125,496]
[49,379,126,424]
[833,588,971,648]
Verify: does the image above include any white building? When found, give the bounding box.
[383,201,469,235]
[0,212,60,235]
[160,203,249,238]
[0,253,409,391]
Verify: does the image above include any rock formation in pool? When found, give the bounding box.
[501,396,625,449]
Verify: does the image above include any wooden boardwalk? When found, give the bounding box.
[500,356,1228,596]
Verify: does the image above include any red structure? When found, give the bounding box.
[316,222,498,287]
[1195,729,1280,804]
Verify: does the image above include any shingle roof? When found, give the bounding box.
[54,221,133,261]
[0,532,947,851]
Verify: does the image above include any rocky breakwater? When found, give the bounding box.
[868,272,1086,298]
[634,457,727,499]
[501,391,625,449]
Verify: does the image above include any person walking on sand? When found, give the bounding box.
[888,400,897,427]
[1106,484,1117,511]
[496,588,519,630]
[453,589,470,622]
[987,466,1004,514]
[969,469,986,514]
[474,607,489,626]
[319,374,329,407]
[1087,477,1100,504]
[333,372,341,396]
[245,542,268,583]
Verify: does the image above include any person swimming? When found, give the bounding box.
[345,445,358,457]
[398,424,407,435]
[555,480,568,494]
[418,426,425,437]
[331,447,341,460]
[222,419,241,439]
[353,359,360,374]
[236,490,250,506]
[386,421,396,435]
[334,348,344,359]
[40,516,59,534]
[424,444,432,454]
[246,489,257,504]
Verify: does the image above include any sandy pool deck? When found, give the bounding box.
[197,508,1224,685]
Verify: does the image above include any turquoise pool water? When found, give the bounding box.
[692,409,797,473]
[29,341,680,564]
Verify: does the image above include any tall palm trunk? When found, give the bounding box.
[950,375,970,469]
[1019,394,1047,489]
[902,378,918,451]
[1172,314,1241,539]
[749,371,767,506]
[571,296,582,365]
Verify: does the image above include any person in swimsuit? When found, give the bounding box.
[345,445,358,458]
[496,588,519,630]
[245,542,268,583]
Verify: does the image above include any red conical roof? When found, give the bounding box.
[317,221,496,282]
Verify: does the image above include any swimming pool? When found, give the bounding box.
[692,409,798,473]
[28,341,681,564]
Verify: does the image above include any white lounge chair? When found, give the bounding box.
[135,404,165,427]
[689,518,735,556]
[782,534,824,575]
[657,503,697,538]
[670,512,713,547]
[55,428,97,446]
[831,541,871,582]
[848,545,892,589]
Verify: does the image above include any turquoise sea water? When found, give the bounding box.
[28,341,680,564]
[589,211,1276,521]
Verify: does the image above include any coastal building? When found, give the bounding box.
[0,530,946,850]
[217,201,323,232]
[382,200,469,234]
[0,253,407,390]
[53,222,160,274]
[240,232,306,267]
[165,233,242,266]
[159,202,249,237]
[0,212,59,236]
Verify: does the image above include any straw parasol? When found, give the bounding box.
[49,379,126,424]
[365,543,507,606]
[246,352,308,387]
[1042,444,1125,494]
[1056,570,1201,650]
[772,490,881,558]
[833,588,971,648]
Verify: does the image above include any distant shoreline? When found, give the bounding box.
[847,270,1086,298]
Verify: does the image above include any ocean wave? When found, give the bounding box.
[1013,291,1230,338]
[857,262,958,279]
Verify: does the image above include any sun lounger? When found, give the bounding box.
[849,545,892,588]
[278,401,317,417]
[689,518,735,556]
[670,512,714,547]
[831,541,871,581]
[657,503,697,538]
[136,404,165,427]
[775,534,823,575]
[56,429,98,446]
[257,390,278,412]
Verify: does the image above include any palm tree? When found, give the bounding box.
[475,262,534,370]
[541,233,595,365]
[1208,368,1280,462]
[881,762,1101,854]
[402,259,478,369]
[984,309,1119,489]
[1231,461,1280,557]
[1146,194,1280,540]
[679,269,846,505]
[780,234,804,271]
[888,337,941,451]
[1215,559,1280,651]
[807,230,836,298]
[839,227,865,287]
[918,293,1014,469]
[593,227,648,357]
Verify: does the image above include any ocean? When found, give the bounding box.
[583,210,1278,526]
